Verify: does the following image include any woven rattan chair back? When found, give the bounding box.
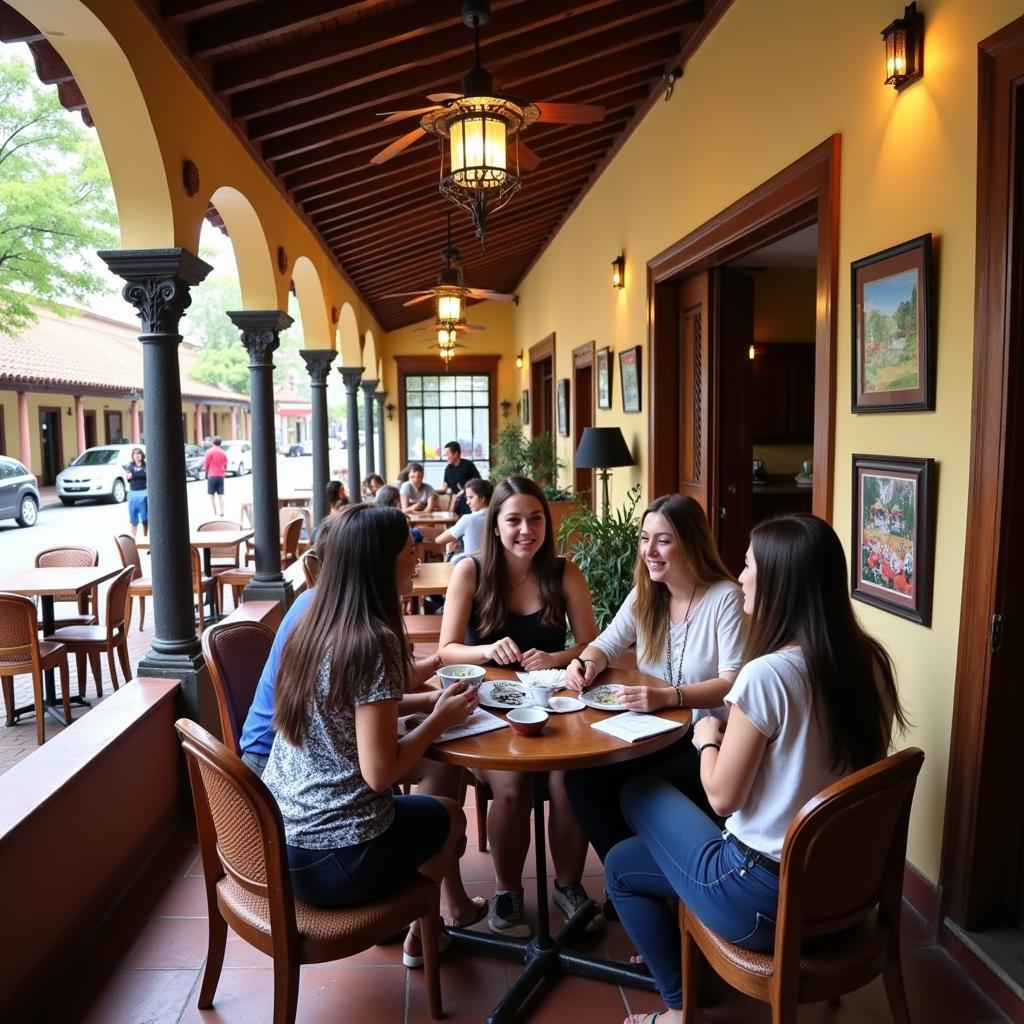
[197,519,244,564]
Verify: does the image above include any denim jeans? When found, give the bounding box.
[605,776,780,1010]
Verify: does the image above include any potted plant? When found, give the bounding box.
[557,485,642,628]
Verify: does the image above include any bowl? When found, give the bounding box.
[507,707,549,736]
[437,664,486,690]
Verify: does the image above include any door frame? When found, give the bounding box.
[572,341,596,504]
[37,405,64,485]
[646,135,839,521]
[529,333,556,439]
[940,14,1024,930]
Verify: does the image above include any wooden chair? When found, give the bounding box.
[114,533,153,632]
[34,546,99,630]
[197,518,244,572]
[191,546,220,634]
[245,508,304,567]
[201,618,276,754]
[300,550,321,589]
[45,566,135,698]
[0,592,71,745]
[679,747,925,1024]
[175,719,443,1024]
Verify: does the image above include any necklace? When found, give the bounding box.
[664,580,699,688]
[508,564,532,588]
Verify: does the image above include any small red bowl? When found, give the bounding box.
[507,707,549,736]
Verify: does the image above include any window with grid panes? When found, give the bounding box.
[404,373,490,488]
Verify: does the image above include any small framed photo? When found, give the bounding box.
[852,234,935,412]
[851,454,935,626]
[521,388,529,425]
[619,346,642,414]
[557,378,570,436]
[596,346,613,409]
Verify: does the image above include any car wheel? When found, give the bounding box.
[240,461,249,476]
[111,479,127,503]
[198,468,206,481]
[16,495,38,527]
[60,496,77,506]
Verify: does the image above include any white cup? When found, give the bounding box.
[530,682,561,708]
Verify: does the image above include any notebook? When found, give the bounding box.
[591,712,686,744]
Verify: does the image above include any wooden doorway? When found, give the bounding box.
[529,334,555,438]
[104,410,123,444]
[647,137,839,536]
[83,410,97,450]
[940,15,1024,937]
[37,406,63,485]
[572,342,595,503]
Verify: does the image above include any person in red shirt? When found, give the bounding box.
[203,436,229,516]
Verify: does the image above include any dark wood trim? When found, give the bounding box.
[572,341,596,503]
[37,404,64,484]
[902,863,941,938]
[394,355,500,475]
[529,334,556,440]
[646,135,839,521]
[940,13,1024,931]
[0,401,5,456]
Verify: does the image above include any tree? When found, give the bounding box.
[0,53,116,337]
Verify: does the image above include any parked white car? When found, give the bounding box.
[56,444,140,505]
[220,439,252,476]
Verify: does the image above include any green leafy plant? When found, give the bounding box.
[489,422,572,500]
[557,484,643,628]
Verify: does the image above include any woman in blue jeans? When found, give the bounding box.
[608,515,907,1024]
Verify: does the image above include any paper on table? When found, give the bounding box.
[591,712,685,744]
[515,669,566,687]
[435,708,509,743]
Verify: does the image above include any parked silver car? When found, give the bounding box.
[56,444,140,505]
[0,455,40,527]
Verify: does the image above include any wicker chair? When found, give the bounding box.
[244,508,304,567]
[34,546,100,630]
[300,550,321,589]
[190,546,219,634]
[201,618,276,754]
[679,747,925,1024]
[175,719,444,1024]
[45,566,135,698]
[0,592,71,744]
[197,519,245,572]
[114,533,153,632]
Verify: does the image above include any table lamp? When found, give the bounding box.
[574,426,635,516]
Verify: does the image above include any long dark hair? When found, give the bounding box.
[273,504,412,745]
[745,515,907,772]
[476,476,566,637]
[633,494,733,664]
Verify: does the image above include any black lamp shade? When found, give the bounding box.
[574,427,634,469]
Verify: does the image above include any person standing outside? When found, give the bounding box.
[125,447,148,539]
[203,435,228,516]
[439,441,480,516]
[400,462,438,512]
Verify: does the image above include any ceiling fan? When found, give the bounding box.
[369,0,605,238]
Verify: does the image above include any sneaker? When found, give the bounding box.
[487,889,531,938]
[553,882,605,933]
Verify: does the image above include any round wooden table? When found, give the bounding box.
[427,666,692,1024]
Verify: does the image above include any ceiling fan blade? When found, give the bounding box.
[465,288,516,301]
[534,101,606,124]
[401,294,436,307]
[370,126,427,165]
[457,324,487,333]
[426,92,463,102]
[376,106,442,125]
[517,142,541,172]
[379,292,431,300]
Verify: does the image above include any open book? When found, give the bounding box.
[591,712,686,744]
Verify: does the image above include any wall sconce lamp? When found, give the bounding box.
[500,399,512,419]
[882,2,923,91]
[611,253,625,289]
[385,403,395,421]
[65,407,72,416]
[748,344,756,361]
[515,351,523,369]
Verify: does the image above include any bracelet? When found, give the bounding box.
[674,685,684,707]
[697,742,721,756]
[575,656,593,672]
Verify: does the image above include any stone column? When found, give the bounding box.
[374,389,387,481]
[194,403,202,444]
[300,349,337,528]
[360,377,378,477]
[99,248,212,717]
[74,395,86,453]
[130,399,141,443]
[230,407,238,439]
[227,310,294,610]
[338,366,364,495]
[207,403,215,439]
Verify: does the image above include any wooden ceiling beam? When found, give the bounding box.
[29,40,74,85]
[0,3,45,43]
[162,0,251,26]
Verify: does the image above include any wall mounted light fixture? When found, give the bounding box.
[749,344,756,360]
[385,403,395,421]
[515,351,523,369]
[882,2,923,91]
[500,399,512,418]
[611,253,625,289]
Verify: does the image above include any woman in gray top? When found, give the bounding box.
[262,505,479,967]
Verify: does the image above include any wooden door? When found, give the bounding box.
[104,410,123,444]
[572,342,595,503]
[529,334,555,439]
[83,410,97,450]
[676,272,714,516]
[38,407,63,485]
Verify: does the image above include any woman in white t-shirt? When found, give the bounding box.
[563,493,746,862]
[607,515,907,1024]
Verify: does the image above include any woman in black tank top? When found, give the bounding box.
[439,477,601,938]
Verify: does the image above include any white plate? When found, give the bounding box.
[580,684,628,712]
[547,695,585,714]
[478,680,532,710]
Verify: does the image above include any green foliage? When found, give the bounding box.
[0,54,116,337]
[557,485,643,628]
[489,422,572,500]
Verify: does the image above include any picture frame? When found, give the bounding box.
[619,346,642,414]
[596,346,613,409]
[851,233,935,412]
[521,388,529,425]
[851,454,936,626]
[556,378,570,436]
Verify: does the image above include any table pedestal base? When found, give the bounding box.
[10,694,90,728]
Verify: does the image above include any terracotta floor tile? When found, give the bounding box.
[221,930,274,969]
[49,968,199,1024]
[407,948,511,1023]
[900,945,1005,1022]
[139,874,210,919]
[124,915,213,970]
[513,972,631,1024]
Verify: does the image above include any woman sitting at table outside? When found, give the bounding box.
[261,505,485,968]
[326,478,349,512]
[564,494,746,863]
[435,477,492,560]
[606,515,907,1024]
[438,476,602,938]
[363,473,385,498]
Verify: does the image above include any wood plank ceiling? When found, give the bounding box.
[4,1,733,331]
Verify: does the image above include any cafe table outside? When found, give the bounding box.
[426,665,692,1024]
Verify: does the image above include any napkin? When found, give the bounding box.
[515,669,566,688]
[435,708,509,743]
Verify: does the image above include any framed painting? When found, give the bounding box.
[851,454,935,626]
[619,346,642,414]
[851,234,934,412]
[520,388,529,425]
[596,346,613,409]
[556,378,570,436]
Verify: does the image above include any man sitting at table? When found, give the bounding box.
[400,462,438,513]
[438,441,480,516]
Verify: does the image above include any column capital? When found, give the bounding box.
[374,389,387,403]
[359,377,379,394]
[300,348,338,386]
[99,248,211,334]
[338,366,365,390]
[227,309,292,366]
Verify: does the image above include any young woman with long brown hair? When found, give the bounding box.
[564,493,746,862]
[439,476,601,938]
[607,515,908,1024]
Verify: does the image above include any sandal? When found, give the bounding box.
[442,895,488,929]
[624,1014,660,1024]
[402,929,453,969]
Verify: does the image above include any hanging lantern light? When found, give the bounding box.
[435,286,463,326]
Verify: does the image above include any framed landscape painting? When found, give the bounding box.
[556,378,570,436]
[851,234,934,412]
[619,346,642,414]
[596,346,613,409]
[851,454,935,626]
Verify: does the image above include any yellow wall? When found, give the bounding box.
[497,0,1020,880]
